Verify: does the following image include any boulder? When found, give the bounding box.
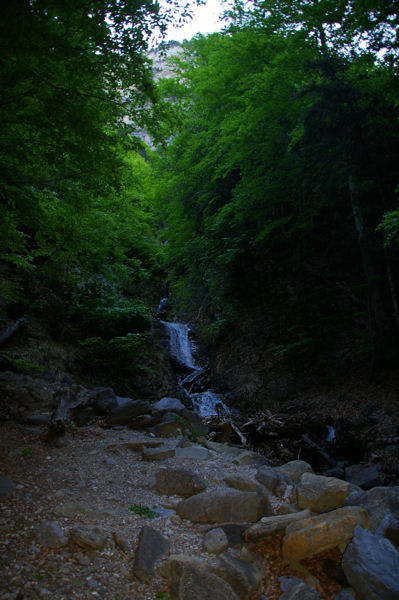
[255,465,290,497]
[107,398,151,425]
[213,551,262,600]
[152,397,185,417]
[296,472,350,513]
[276,460,314,483]
[334,590,357,600]
[149,420,185,438]
[130,414,154,429]
[282,506,369,562]
[132,525,170,582]
[376,514,399,548]
[224,475,258,492]
[35,520,68,548]
[177,489,271,523]
[243,510,313,543]
[203,528,229,554]
[342,526,399,599]
[159,555,239,600]
[345,463,383,490]
[155,468,206,497]
[0,474,15,499]
[87,387,117,414]
[345,486,399,531]
[279,576,320,599]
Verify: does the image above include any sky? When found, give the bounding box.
[163,0,226,42]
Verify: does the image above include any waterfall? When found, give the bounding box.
[161,320,229,418]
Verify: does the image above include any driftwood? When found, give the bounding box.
[0,317,28,346]
[43,386,89,442]
[231,422,247,447]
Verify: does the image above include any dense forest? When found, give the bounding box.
[1,0,399,406]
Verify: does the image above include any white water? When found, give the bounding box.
[161,320,230,418]
[326,425,336,443]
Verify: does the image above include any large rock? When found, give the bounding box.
[149,420,185,438]
[155,468,206,497]
[279,576,320,599]
[0,474,15,499]
[224,475,258,492]
[159,555,239,600]
[345,486,399,531]
[276,460,314,483]
[376,514,399,548]
[132,525,170,582]
[243,510,313,543]
[87,387,117,414]
[255,465,290,497]
[152,397,185,417]
[35,520,68,548]
[107,397,151,425]
[213,551,262,599]
[344,463,383,490]
[177,489,271,523]
[342,526,399,599]
[296,472,350,513]
[203,528,229,554]
[282,506,369,562]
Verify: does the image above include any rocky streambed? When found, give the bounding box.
[1,385,399,600]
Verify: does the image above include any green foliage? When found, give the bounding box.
[129,504,159,519]
[1,352,42,376]
[21,448,34,457]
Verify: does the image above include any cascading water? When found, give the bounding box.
[161,320,229,418]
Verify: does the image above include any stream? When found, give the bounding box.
[161,320,230,418]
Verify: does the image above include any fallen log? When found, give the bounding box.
[301,434,336,467]
[43,385,89,442]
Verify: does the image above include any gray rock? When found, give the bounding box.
[342,526,399,599]
[233,451,265,466]
[133,525,170,582]
[35,520,68,548]
[213,551,262,599]
[208,523,251,547]
[69,525,107,551]
[113,531,129,552]
[334,590,357,600]
[175,446,210,460]
[243,510,313,543]
[87,387,117,414]
[107,397,151,425]
[142,446,175,461]
[345,486,399,531]
[279,576,320,599]
[129,414,154,429]
[155,468,206,497]
[149,420,184,438]
[276,460,313,483]
[203,528,229,554]
[296,472,350,513]
[376,514,399,548]
[255,465,290,497]
[224,475,258,492]
[345,463,383,490]
[0,474,15,499]
[177,489,271,523]
[181,409,208,436]
[152,397,185,416]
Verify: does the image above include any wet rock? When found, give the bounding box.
[0,474,15,499]
[107,397,151,425]
[345,463,383,490]
[155,468,206,497]
[35,520,68,548]
[342,526,399,599]
[276,460,314,483]
[133,525,170,582]
[279,576,320,599]
[177,489,271,523]
[344,486,399,531]
[213,551,262,600]
[203,528,229,554]
[255,465,290,497]
[142,446,175,461]
[243,510,313,543]
[296,472,351,513]
[224,475,258,492]
[159,555,239,600]
[69,525,107,551]
[282,506,369,562]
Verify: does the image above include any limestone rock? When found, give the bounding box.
[342,525,399,600]
[243,509,313,543]
[213,551,262,599]
[276,460,314,483]
[69,525,107,551]
[142,446,175,461]
[296,472,350,513]
[224,475,258,492]
[345,485,399,531]
[0,474,15,499]
[35,520,68,548]
[279,576,320,599]
[203,528,229,554]
[160,555,239,600]
[155,467,206,497]
[133,525,170,582]
[282,506,369,562]
[177,489,270,523]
